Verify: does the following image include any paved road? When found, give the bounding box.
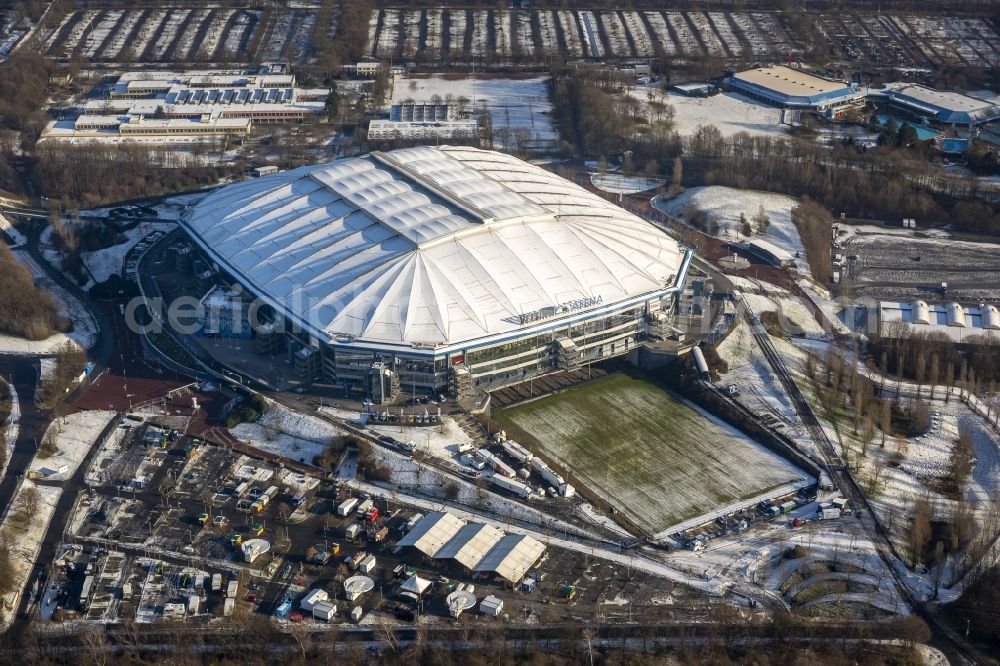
[0,360,46,514]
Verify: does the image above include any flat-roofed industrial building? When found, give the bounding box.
[728,65,865,118]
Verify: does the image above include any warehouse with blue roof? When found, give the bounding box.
[727,65,865,118]
[869,84,1000,127]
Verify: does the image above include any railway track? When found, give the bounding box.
[738,296,989,665]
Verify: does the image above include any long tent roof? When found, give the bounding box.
[473,534,546,583]
[433,523,506,570]
[182,146,684,350]
[394,511,466,556]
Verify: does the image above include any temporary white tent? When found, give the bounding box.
[399,574,432,601]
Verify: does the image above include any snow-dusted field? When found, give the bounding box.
[708,12,742,56]
[232,401,344,465]
[536,10,557,53]
[424,9,441,56]
[496,372,808,534]
[0,377,17,481]
[494,9,512,59]
[732,276,825,336]
[471,10,489,55]
[81,10,123,59]
[514,10,533,57]
[173,9,212,61]
[447,9,466,55]
[221,11,255,58]
[666,12,701,56]
[400,10,421,59]
[32,410,116,481]
[633,89,786,139]
[0,479,61,630]
[389,74,557,142]
[689,12,726,56]
[150,9,190,61]
[654,185,807,272]
[0,212,25,247]
[644,12,676,55]
[374,9,399,58]
[557,11,583,57]
[57,10,100,56]
[732,13,769,57]
[100,9,140,60]
[622,11,653,57]
[599,11,629,58]
[129,10,169,60]
[83,221,175,284]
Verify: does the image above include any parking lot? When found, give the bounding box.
[38,418,711,628]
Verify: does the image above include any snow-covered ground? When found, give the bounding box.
[0,212,26,247]
[630,88,787,139]
[0,376,17,481]
[390,74,557,142]
[730,276,825,337]
[556,11,582,57]
[0,479,62,630]
[654,186,808,274]
[83,221,175,284]
[591,172,664,194]
[318,404,476,467]
[231,400,345,465]
[31,410,116,481]
[0,250,97,355]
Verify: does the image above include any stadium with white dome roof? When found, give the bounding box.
[181,146,692,401]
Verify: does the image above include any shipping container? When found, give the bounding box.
[780,501,797,514]
[79,576,94,610]
[211,573,222,592]
[227,580,238,598]
[337,498,359,516]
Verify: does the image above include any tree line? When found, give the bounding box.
[0,241,68,340]
[550,66,682,169]
[681,128,1000,237]
[31,144,243,209]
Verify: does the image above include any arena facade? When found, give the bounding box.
[180,146,691,401]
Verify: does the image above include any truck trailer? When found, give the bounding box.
[490,475,533,498]
[337,498,359,516]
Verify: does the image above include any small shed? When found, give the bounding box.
[350,605,364,622]
[301,588,329,612]
[671,82,716,97]
[358,554,377,574]
[479,595,503,617]
[312,600,337,621]
[252,165,280,177]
